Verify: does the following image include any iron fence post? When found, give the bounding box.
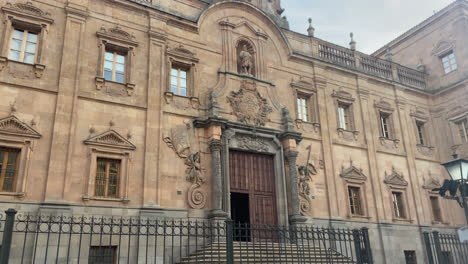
[423,232,435,264]
[361,227,373,263]
[353,229,363,264]
[0,209,17,264]
[433,231,443,264]
[225,220,234,264]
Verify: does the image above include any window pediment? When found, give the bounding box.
[384,167,408,187]
[374,98,394,113]
[422,175,441,190]
[84,130,136,150]
[0,115,40,138]
[340,162,367,182]
[431,39,455,57]
[332,88,355,104]
[410,108,429,122]
[2,1,54,24]
[97,26,138,48]
[167,44,199,63]
[291,77,316,92]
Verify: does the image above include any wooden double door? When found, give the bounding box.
[229,150,277,227]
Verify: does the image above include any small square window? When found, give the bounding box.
[404,250,417,264]
[95,158,121,198]
[348,186,363,216]
[89,246,117,264]
[0,147,20,192]
[441,52,457,74]
[170,66,189,97]
[392,192,406,219]
[297,96,309,122]
[9,28,38,64]
[103,50,126,83]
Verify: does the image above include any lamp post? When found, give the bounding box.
[441,153,468,224]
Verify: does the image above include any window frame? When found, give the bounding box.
[8,28,39,64]
[430,196,443,223]
[103,50,126,84]
[391,191,407,219]
[404,250,417,264]
[416,120,426,146]
[348,186,364,216]
[166,46,199,99]
[0,147,21,192]
[441,51,457,74]
[455,119,468,144]
[94,158,121,199]
[338,103,352,130]
[170,64,189,97]
[332,89,356,133]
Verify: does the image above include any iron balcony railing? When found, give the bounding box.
[0,209,373,264]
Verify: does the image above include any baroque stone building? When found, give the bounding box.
[0,0,466,263]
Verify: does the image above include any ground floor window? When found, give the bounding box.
[404,250,417,264]
[0,147,20,192]
[89,246,117,264]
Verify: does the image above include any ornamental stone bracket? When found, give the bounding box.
[228,80,272,126]
[384,167,408,187]
[163,124,206,209]
[95,78,135,97]
[337,128,360,141]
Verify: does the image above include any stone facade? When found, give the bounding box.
[0,0,466,263]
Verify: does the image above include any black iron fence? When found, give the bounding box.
[0,209,373,264]
[424,231,468,264]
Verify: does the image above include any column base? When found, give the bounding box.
[209,209,229,219]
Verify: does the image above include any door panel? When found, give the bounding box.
[230,150,277,227]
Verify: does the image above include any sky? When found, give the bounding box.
[282,0,455,54]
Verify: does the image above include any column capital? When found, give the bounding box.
[209,138,222,152]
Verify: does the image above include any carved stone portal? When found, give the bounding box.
[228,80,272,126]
[163,124,206,209]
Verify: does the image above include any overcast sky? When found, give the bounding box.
[282,0,455,54]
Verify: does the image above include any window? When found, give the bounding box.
[297,96,309,122]
[442,52,457,74]
[9,29,38,64]
[380,113,391,139]
[338,104,351,130]
[416,121,426,145]
[348,186,363,216]
[170,67,188,96]
[430,196,442,222]
[103,51,125,83]
[95,158,121,198]
[392,192,406,219]
[441,251,454,264]
[456,119,468,143]
[89,246,117,264]
[404,251,417,264]
[0,148,20,192]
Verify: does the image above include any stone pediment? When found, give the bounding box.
[2,1,53,23]
[84,130,136,150]
[332,88,355,103]
[410,108,428,121]
[431,39,455,56]
[0,115,41,138]
[374,98,394,112]
[234,21,268,39]
[340,162,367,182]
[167,45,199,63]
[97,26,138,47]
[291,77,316,92]
[422,175,441,190]
[384,167,408,187]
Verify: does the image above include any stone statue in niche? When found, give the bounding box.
[239,45,253,75]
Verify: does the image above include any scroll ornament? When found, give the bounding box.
[163,125,206,209]
[297,145,317,215]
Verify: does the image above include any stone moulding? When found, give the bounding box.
[163,125,206,209]
[0,115,41,138]
[384,167,408,187]
[2,1,53,24]
[340,161,367,183]
[84,129,136,150]
[228,80,272,126]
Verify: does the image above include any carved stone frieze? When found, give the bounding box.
[163,124,206,209]
[0,115,41,138]
[235,135,269,152]
[384,167,408,187]
[84,129,136,150]
[228,80,272,126]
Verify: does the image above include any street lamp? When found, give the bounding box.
[441,153,468,224]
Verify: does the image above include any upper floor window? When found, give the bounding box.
[416,121,426,145]
[297,96,309,122]
[170,66,188,96]
[348,186,363,216]
[338,104,351,130]
[0,148,20,192]
[104,50,125,83]
[392,192,406,219]
[442,52,457,74]
[380,113,391,139]
[430,196,442,222]
[9,29,38,64]
[95,158,120,198]
[456,119,468,143]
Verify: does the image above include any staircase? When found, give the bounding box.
[179,242,356,263]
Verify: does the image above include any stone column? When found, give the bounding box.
[209,139,227,218]
[284,150,306,223]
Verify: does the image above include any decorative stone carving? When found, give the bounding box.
[236,135,269,152]
[0,115,41,138]
[3,1,52,18]
[416,144,435,157]
[337,128,360,141]
[295,120,321,133]
[340,159,367,182]
[379,137,400,149]
[228,80,272,126]
[410,108,429,121]
[384,167,408,187]
[431,38,455,57]
[297,145,318,215]
[84,129,136,150]
[332,89,355,104]
[239,44,253,75]
[167,44,199,63]
[423,174,441,191]
[163,124,206,209]
[98,26,137,44]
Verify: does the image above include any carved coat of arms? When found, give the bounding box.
[228,80,272,126]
